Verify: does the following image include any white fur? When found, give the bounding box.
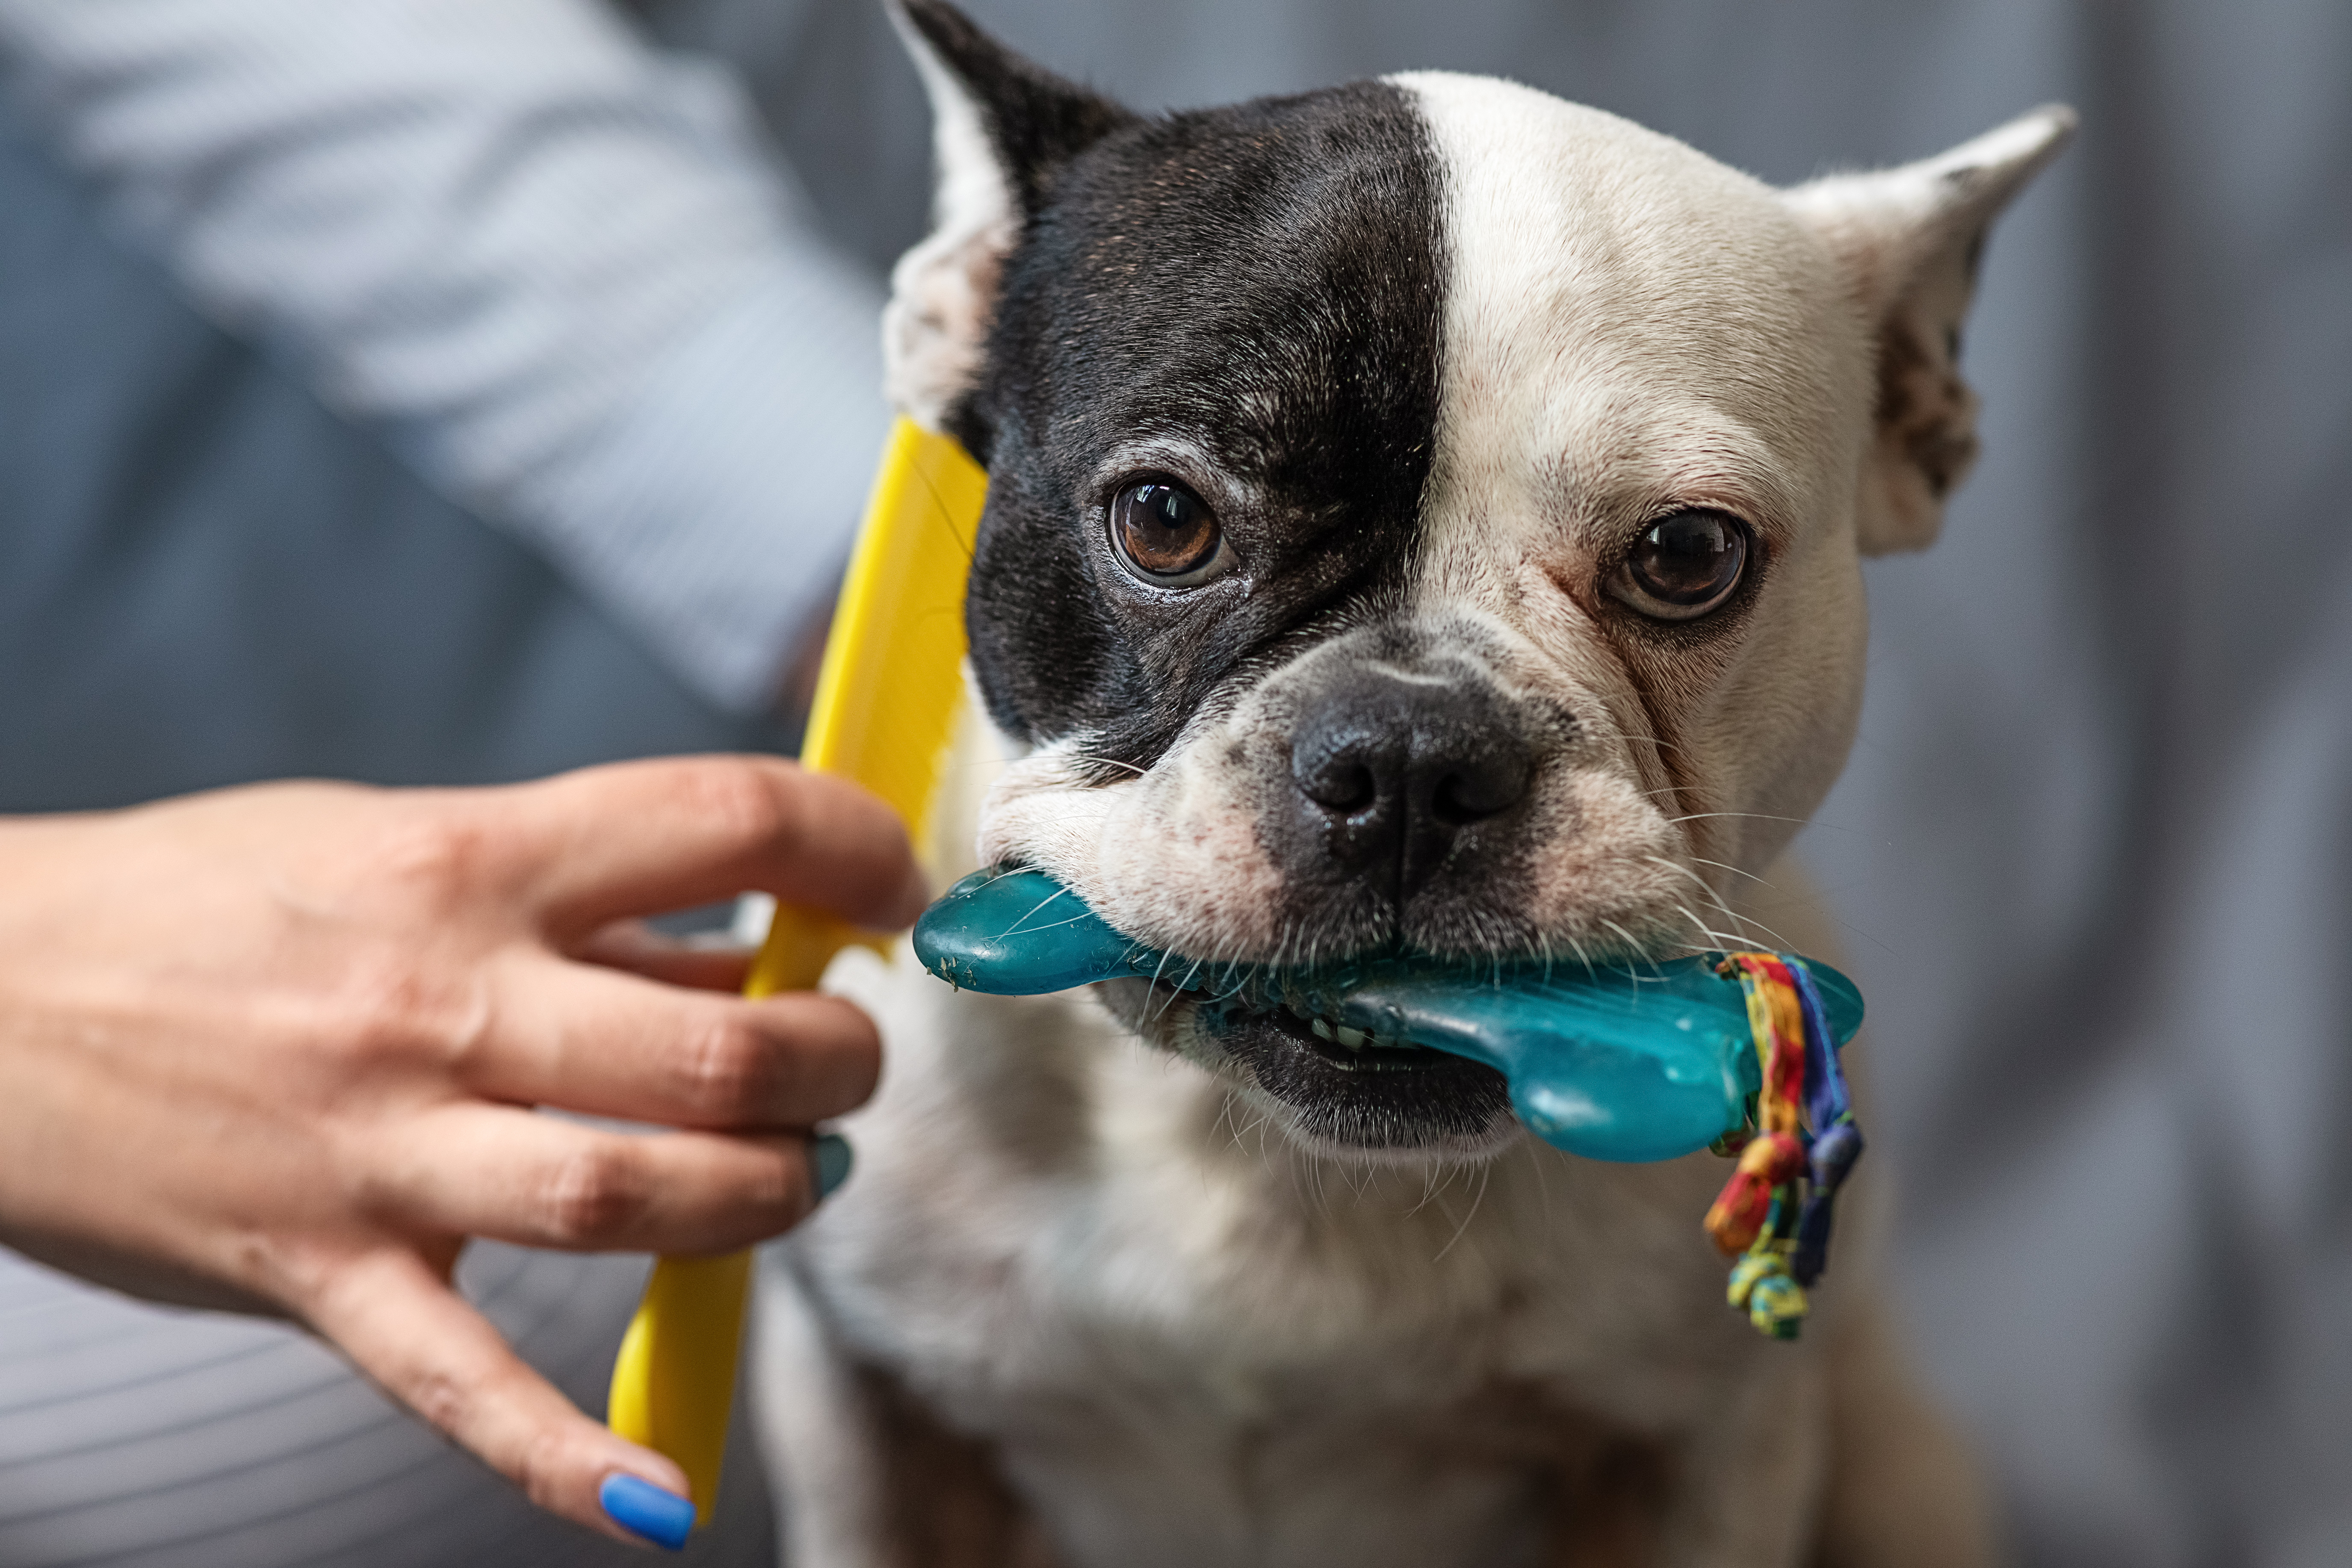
[1401,71,1876,887]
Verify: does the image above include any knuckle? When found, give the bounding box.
[677,761,802,859]
[674,1014,779,1122]
[512,1426,573,1511]
[245,1235,348,1320]
[367,812,501,911]
[538,1142,653,1246]
[323,947,494,1075]
[720,997,882,1122]
[403,1361,475,1440]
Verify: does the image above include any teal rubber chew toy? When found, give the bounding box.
[913,866,1862,1163]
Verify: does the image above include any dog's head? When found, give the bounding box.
[885,0,2070,1160]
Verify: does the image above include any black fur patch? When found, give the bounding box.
[942,68,1448,771]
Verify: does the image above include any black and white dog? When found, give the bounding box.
[756,5,2071,1563]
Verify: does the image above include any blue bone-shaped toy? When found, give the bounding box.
[913,865,1862,1165]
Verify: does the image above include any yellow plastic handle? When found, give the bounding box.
[606,907,864,1521]
[606,1251,750,1520]
[604,418,987,1525]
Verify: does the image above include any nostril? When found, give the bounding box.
[1430,774,1481,827]
[1430,754,1530,827]
[1303,762,1379,815]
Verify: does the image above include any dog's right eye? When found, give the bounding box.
[1109,479,1232,587]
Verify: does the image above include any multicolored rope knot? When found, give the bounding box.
[1703,953,1865,1341]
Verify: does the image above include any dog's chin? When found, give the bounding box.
[1098,978,1522,1164]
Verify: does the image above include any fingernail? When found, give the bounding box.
[811,1132,854,1200]
[600,1473,694,1551]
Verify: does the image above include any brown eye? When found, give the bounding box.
[1109,478,1230,586]
[1613,508,1749,620]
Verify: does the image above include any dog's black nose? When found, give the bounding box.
[1289,666,1533,904]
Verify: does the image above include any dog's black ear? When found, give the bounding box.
[883,0,1138,434]
[1784,106,2075,555]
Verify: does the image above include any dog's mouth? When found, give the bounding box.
[1182,984,1517,1154]
[916,866,1856,1166]
[1256,1002,1446,1072]
[916,860,1558,1156]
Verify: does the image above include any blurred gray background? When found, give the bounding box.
[2,2,2346,1565]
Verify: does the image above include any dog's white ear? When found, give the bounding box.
[1784,106,2076,554]
[884,0,1137,437]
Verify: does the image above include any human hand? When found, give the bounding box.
[0,756,924,1545]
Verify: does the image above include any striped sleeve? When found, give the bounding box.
[0,0,888,713]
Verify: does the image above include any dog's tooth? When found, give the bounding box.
[1310,1017,1335,1041]
[1334,1025,1369,1050]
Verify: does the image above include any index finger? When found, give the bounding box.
[496,756,929,936]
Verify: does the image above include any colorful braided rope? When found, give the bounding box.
[1702,953,1864,1340]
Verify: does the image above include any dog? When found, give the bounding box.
[751,5,2073,1563]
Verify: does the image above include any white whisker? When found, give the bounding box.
[1431,1162,1492,1263]
[1073,753,1148,778]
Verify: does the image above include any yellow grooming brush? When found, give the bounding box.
[606,415,988,1523]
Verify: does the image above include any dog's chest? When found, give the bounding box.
[963,1378,1569,1568]
[791,966,1759,1567]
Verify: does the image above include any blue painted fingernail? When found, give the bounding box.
[600,1473,694,1550]
[812,1132,854,1200]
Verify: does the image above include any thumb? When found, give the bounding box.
[304,1248,697,1550]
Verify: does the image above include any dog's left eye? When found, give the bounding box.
[1109,479,1232,587]
[1610,509,1750,621]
